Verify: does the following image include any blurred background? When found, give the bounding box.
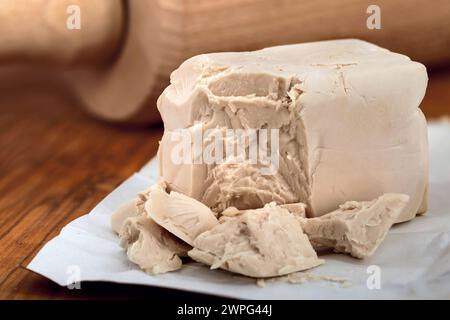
[0,0,449,299]
[1,0,450,123]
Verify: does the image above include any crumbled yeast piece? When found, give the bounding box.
[111,200,139,234]
[188,203,323,278]
[119,216,190,275]
[256,272,351,288]
[111,179,168,234]
[279,202,307,218]
[300,193,410,259]
[145,188,219,246]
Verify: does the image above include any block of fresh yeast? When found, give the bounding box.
[157,39,428,223]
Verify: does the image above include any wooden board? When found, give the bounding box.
[0,70,449,299]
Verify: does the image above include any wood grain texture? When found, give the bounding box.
[0,70,449,299]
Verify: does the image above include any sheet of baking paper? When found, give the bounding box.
[27,121,450,299]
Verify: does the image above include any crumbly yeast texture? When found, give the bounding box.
[145,188,219,246]
[119,216,191,275]
[188,202,323,278]
[300,193,410,258]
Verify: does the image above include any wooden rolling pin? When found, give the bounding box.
[1,0,450,123]
[0,0,123,65]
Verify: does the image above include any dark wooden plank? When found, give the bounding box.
[0,83,162,299]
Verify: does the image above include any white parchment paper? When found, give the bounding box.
[27,121,450,299]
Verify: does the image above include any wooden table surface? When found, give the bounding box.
[0,68,449,300]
